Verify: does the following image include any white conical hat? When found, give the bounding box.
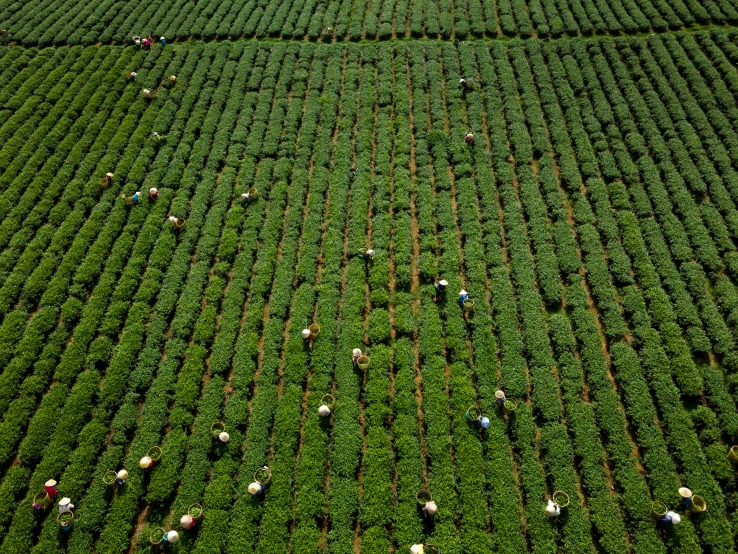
[117,469,128,480]
[241,192,249,199]
[438,279,448,286]
[410,545,424,554]
[140,456,152,468]
[45,479,57,487]
[180,514,193,528]
[495,390,505,399]
[480,417,490,429]
[459,289,468,296]
[302,329,311,339]
[160,36,166,40]
[678,487,692,498]
[353,348,362,357]
[318,405,331,417]
[671,513,681,524]
[149,187,158,195]
[59,498,71,506]
[106,172,114,178]
[425,501,438,515]
[545,499,559,517]
[219,432,230,443]
[248,482,262,495]
[166,530,179,543]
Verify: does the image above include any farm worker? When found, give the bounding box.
[140,455,154,469]
[128,71,137,80]
[360,248,375,260]
[545,499,560,518]
[661,511,681,527]
[410,545,424,554]
[458,289,469,307]
[464,131,474,145]
[180,514,197,530]
[495,389,506,408]
[143,88,152,99]
[240,192,254,204]
[160,36,167,47]
[434,278,448,292]
[152,131,161,139]
[318,404,331,417]
[218,431,230,443]
[149,187,159,200]
[44,480,59,498]
[352,348,363,364]
[302,328,313,340]
[105,172,114,184]
[116,469,128,486]
[422,500,438,517]
[248,481,265,495]
[132,191,141,204]
[58,498,74,514]
[161,530,179,546]
[143,37,151,49]
[460,78,472,91]
[679,487,693,509]
[479,417,490,429]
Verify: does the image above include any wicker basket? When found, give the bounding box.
[57,511,74,529]
[465,406,481,422]
[254,466,272,485]
[729,445,738,464]
[503,399,518,414]
[651,501,667,517]
[148,446,162,462]
[309,323,320,336]
[33,491,52,509]
[149,528,166,545]
[463,298,475,312]
[103,470,117,486]
[552,491,570,508]
[357,355,370,370]
[320,394,335,408]
[211,422,225,437]
[188,503,203,519]
[416,489,432,505]
[691,495,707,513]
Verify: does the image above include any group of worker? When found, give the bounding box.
[122,187,159,205]
[132,35,167,49]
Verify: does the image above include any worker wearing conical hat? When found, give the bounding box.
[44,480,58,498]
[545,499,560,518]
[434,278,448,292]
[58,498,74,514]
[352,348,362,364]
[661,511,681,527]
[116,469,128,486]
[458,289,469,307]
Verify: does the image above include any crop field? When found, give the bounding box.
[3,0,738,551]
[3,0,738,42]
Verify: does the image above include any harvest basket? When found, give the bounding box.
[320,394,335,408]
[552,491,570,508]
[33,492,52,509]
[170,216,186,230]
[462,298,475,312]
[416,489,432,505]
[103,470,117,486]
[150,528,166,545]
[248,187,259,200]
[254,466,272,485]
[651,501,667,517]
[211,422,225,437]
[503,399,518,414]
[728,445,738,464]
[357,355,370,370]
[147,446,162,462]
[309,323,321,336]
[188,503,203,520]
[691,495,706,513]
[465,406,481,422]
[99,177,110,186]
[57,511,74,529]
